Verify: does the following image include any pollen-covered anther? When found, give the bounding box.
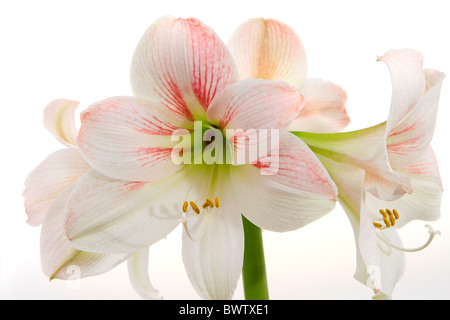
[215,197,219,208]
[182,201,189,213]
[374,208,400,229]
[190,201,200,214]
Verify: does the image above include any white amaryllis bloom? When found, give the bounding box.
[294,49,444,299]
[23,99,161,299]
[64,16,339,300]
[227,18,350,133]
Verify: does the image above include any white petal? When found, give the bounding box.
[182,180,244,300]
[387,69,445,169]
[23,149,90,226]
[127,248,162,300]
[65,165,212,254]
[378,49,425,134]
[41,184,128,280]
[43,99,79,147]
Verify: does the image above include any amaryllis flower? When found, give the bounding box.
[63,16,339,300]
[23,99,160,299]
[294,49,444,299]
[227,18,350,133]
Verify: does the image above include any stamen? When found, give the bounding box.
[386,209,395,227]
[215,197,219,208]
[376,224,441,252]
[373,222,383,229]
[190,201,200,214]
[182,201,189,213]
[393,209,399,220]
[383,217,391,228]
[379,209,387,218]
[206,198,214,207]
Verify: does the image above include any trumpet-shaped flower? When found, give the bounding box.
[23,99,160,299]
[64,16,339,299]
[227,18,350,133]
[294,49,444,299]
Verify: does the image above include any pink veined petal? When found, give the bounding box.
[41,184,129,280]
[387,69,445,170]
[77,96,190,182]
[206,79,304,131]
[366,147,442,228]
[289,78,350,133]
[130,16,238,119]
[43,99,79,147]
[378,49,425,134]
[23,148,90,226]
[231,133,337,232]
[182,183,244,300]
[127,248,162,300]
[227,18,308,89]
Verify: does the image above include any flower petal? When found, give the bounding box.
[228,18,307,89]
[131,16,238,118]
[41,184,128,280]
[23,148,90,226]
[127,248,162,300]
[65,166,201,254]
[182,184,244,300]
[206,79,303,131]
[366,147,442,228]
[43,99,79,147]
[378,49,425,134]
[387,69,445,169]
[231,133,338,232]
[77,96,189,182]
[289,78,350,133]
[295,125,412,201]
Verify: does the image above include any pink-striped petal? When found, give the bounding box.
[289,78,350,133]
[77,96,190,182]
[378,49,425,134]
[43,99,79,147]
[206,79,303,131]
[387,69,445,170]
[23,148,90,226]
[231,133,338,232]
[131,16,238,119]
[41,184,129,280]
[228,18,308,89]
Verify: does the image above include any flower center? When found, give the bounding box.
[373,208,441,252]
[181,196,221,241]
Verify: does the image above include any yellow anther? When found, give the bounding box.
[386,209,396,226]
[383,217,391,228]
[379,209,387,218]
[182,201,189,213]
[373,222,383,229]
[215,197,219,208]
[190,201,200,214]
[206,198,214,207]
[393,209,399,220]
[202,202,209,209]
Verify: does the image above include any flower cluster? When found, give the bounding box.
[23,16,444,300]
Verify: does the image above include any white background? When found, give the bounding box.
[1,0,449,300]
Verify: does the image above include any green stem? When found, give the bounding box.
[242,215,269,300]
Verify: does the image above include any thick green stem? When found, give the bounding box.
[242,215,269,300]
